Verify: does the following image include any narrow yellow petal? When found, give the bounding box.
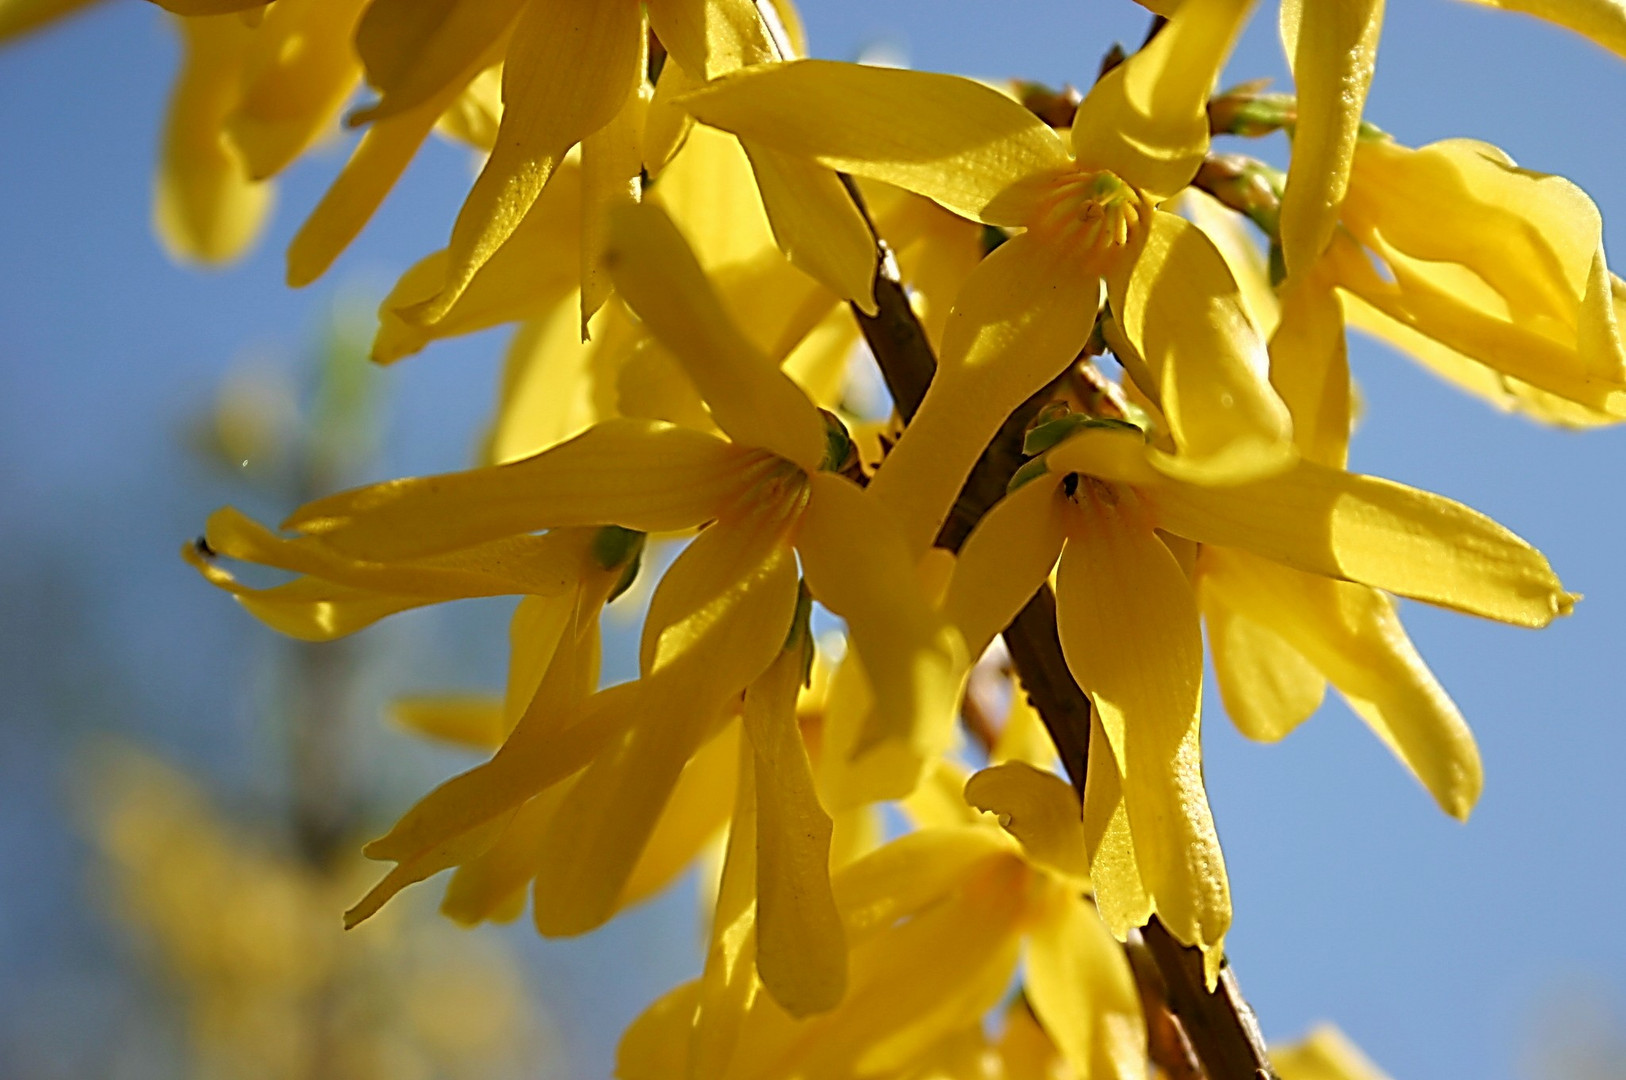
[643,52,700,174]
[605,201,828,468]
[532,509,801,935]
[1278,0,1383,278]
[619,719,740,908]
[155,14,273,264]
[1070,0,1255,198]
[1108,209,1295,484]
[390,695,507,751]
[964,761,1090,883]
[1200,583,1327,742]
[645,0,775,78]
[1055,493,1230,953]
[351,0,525,125]
[746,646,847,1017]
[1080,712,1152,938]
[489,296,629,465]
[649,123,775,269]
[183,541,426,640]
[409,0,643,324]
[682,60,1071,225]
[1270,274,1352,467]
[440,781,571,925]
[942,475,1068,660]
[1201,548,1482,819]
[372,161,582,363]
[1024,885,1148,1080]
[1461,0,1626,58]
[871,234,1100,555]
[1176,187,1279,338]
[286,419,762,560]
[226,0,368,181]
[581,73,649,328]
[689,735,758,1079]
[796,473,969,772]
[742,140,878,313]
[1272,1023,1394,1080]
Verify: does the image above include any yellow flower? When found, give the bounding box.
[939,420,1573,963]
[1271,1023,1393,1080]
[684,0,1293,563]
[620,773,1146,1080]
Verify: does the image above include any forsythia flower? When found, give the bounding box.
[685,0,1292,567]
[938,419,1572,962]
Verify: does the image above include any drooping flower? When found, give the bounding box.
[938,419,1573,962]
[684,0,1294,565]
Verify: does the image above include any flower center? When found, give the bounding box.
[1028,169,1147,270]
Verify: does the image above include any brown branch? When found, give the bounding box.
[845,200,1277,1080]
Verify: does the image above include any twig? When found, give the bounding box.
[844,196,1277,1080]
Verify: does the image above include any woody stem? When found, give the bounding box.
[841,178,1278,1080]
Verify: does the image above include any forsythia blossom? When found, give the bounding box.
[10,0,1623,1074]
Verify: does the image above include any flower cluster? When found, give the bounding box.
[11,0,1625,1074]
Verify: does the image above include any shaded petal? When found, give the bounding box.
[440,781,571,924]
[942,475,1068,660]
[1025,884,1148,1080]
[871,233,1100,555]
[370,150,582,361]
[532,505,801,935]
[407,0,643,323]
[580,53,650,330]
[796,473,969,772]
[1272,1023,1394,1080]
[620,719,741,907]
[682,59,1071,224]
[286,419,763,560]
[1107,209,1295,484]
[1200,547,1481,819]
[390,694,507,751]
[1200,584,1327,742]
[1071,0,1254,198]
[156,14,273,264]
[1270,274,1352,467]
[606,201,828,467]
[351,0,525,125]
[1055,494,1230,953]
[964,761,1090,883]
[689,734,758,1077]
[742,140,878,313]
[226,0,368,180]
[746,646,847,1017]
[1080,711,1152,938]
[646,0,776,78]
[1277,0,1383,278]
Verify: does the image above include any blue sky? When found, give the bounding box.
[2,2,1625,1077]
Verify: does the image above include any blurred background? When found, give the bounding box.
[2,1,1625,1077]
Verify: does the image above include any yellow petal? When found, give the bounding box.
[351,0,525,125]
[532,507,801,935]
[1460,0,1626,58]
[391,694,507,751]
[871,233,1101,555]
[581,74,649,328]
[605,201,828,468]
[1272,1023,1393,1080]
[408,0,643,324]
[796,474,968,774]
[741,140,878,313]
[964,761,1090,883]
[1277,0,1382,278]
[942,475,1068,660]
[690,734,758,1078]
[643,52,700,174]
[1070,0,1254,198]
[1200,582,1327,742]
[682,60,1071,225]
[1055,491,1230,953]
[1024,884,1148,1080]
[149,0,268,12]
[1270,274,1352,467]
[1107,209,1295,484]
[650,123,776,269]
[155,14,273,264]
[183,541,426,640]
[1080,712,1152,938]
[287,419,763,560]
[646,0,775,78]
[440,781,571,925]
[372,161,582,363]
[619,718,741,908]
[489,296,632,464]
[1175,187,1279,338]
[1200,547,1482,819]
[745,646,847,1017]
[225,0,367,181]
